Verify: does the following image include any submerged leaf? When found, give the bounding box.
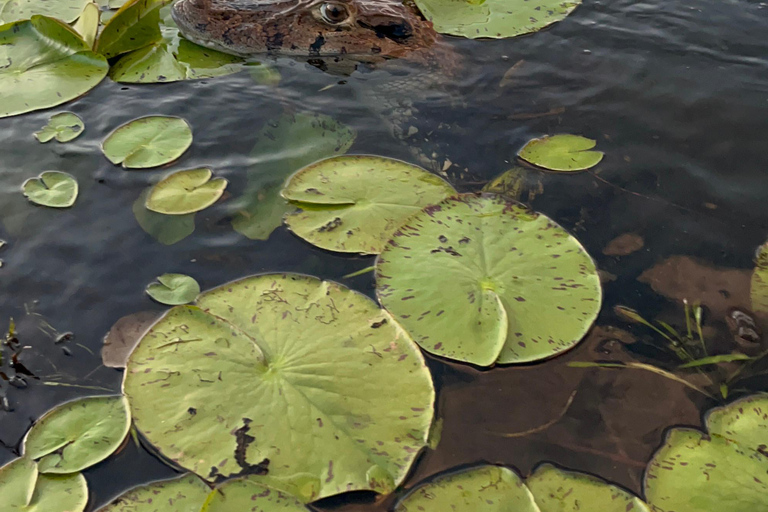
[0,458,88,512]
[133,188,195,245]
[231,181,293,241]
[518,135,604,172]
[102,311,161,368]
[34,113,85,143]
[147,168,227,215]
[22,172,78,208]
[102,116,192,169]
[146,273,200,305]
[98,473,210,511]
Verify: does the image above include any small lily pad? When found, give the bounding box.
[202,479,309,512]
[22,395,131,474]
[0,458,88,512]
[282,156,456,254]
[750,241,768,314]
[102,116,192,169]
[34,113,85,143]
[95,0,170,58]
[0,0,90,24]
[376,193,602,367]
[146,168,227,215]
[133,188,195,245]
[98,473,210,511]
[72,2,100,49]
[146,273,200,305]
[518,134,604,172]
[22,172,78,208]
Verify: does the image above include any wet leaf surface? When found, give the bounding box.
[102,116,192,169]
[202,478,309,512]
[145,273,200,305]
[34,113,85,143]
[0,458,88,511]
[146,168,227,215]
[518,135,604,172]
[22,172,78,208]
[98,473,210,511]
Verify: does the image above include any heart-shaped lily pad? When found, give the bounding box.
[22,172,78,208]
[34,113,85,143]
[124,274,434,502]
[147,168,228,215]
[376,193,602,367]
[282,156,456,254]
[518,134,604,172]
[0,0,90,24]
[98,473,210,511]
[22,395,131,474]
[146,273,200,305]
[102,116,192,169]
[95,0,170,59]
[0,458,88,512]
[0,16,109,118]
[202,479,309,512]
[413,0,580,39]
[644,393,768,512]
[750,241,768,314]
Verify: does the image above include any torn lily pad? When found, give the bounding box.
[147,168,227,215]
[644,393,768,512]
[146,273,200,305]
[0,0,90,24]
[0,458,88,512]
[518,134,604,172]
[22,172,78,208]
[35,113,85,143]
[376,193,602,367]
[124,274,434,501]
[202,479,309,512]
[22,395,131,474]
[98,473,210,511]
[0,16,109,118]
[133,188,195,245]
[282,155,456,255]
[102,116,192,169]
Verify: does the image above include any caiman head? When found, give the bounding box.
[171,0,440,58]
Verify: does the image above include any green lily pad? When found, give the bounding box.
[133,188,195,245]
[527,464,649,511]
[72,2,100,49]
[34,113,85,143]
[202,479,309,512]
[413,0,580,39]
[145,273,200,305]
[95,0,170,59]
[0,458,88,512]
[102,116,192,169]
[750,241,768,314]
[376,193,602,367]
[282,156,456,255]
[395,465,539,511]
[124,274,434,501]
[518,135,604,172]
[22,172,78,208]
[22,395,130,474]
[231,181,293,241]
[98,473,210,512]
[644,393,768,512]
[0,0,90,24]
[146,168,227,215]
[0,16,109,118]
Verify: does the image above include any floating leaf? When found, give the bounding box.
[34,113,85,143]
[0,0,90,23]
[413,0,580,39]
[102,311,161,368]
[231,181,293,241]
[22,395,130,473]
[282,156,456,255]
[95,0,170,58]
[750,241,768,314]
[644,393,768,512]
[102,116,192,169]
[124,274,434,501]
[145,273,200,305]
[71,2,99,48]
[133,188,195,245]
[518,135,604,172]
[146,168,227,215]
[0,16,108,118]
[22,172,78,208]
[376,193,602,367]
[98,473,210,512]
[202,479,309,512]
[0,458,88,512]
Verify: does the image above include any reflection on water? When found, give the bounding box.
[1,0,768,508]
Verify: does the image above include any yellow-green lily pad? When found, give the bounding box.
[22,172,78,208]
[34,113,85,143]
[0,458,88,512]
[518,134,604,172]
[133,188,195,245]
[98,473,210,511]
[0,0,90,24]
[95,0,170,58]
[202,479,309,512]
[102,116,192,169]
[145,273,200,305]
[71,2,100,48]
[146,168,227,215]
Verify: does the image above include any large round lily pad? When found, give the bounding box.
[0,458,88,512]
[376,193,601,366]
[22,395,131,473]
[0,16,108,118]
[22,172,78,208]
[518,135,604,172]
[414,0,580,39]
[147,168,227,215]
[202,478,309,512]
[34,112,84,143]
[644,393,768,512]
[124,274,435,502]
[102,116,192,169]
[98,473,210,511]
[282,155,456,255]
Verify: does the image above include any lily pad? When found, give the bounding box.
[231,181,293,241]
[202,479,309,512]
[22,395,131,473]
[376,193,602,367]
[413,0,580,39]
[0,16,109,118]
[644,393,768,512]
[282,156,456,255]
[34,113,85,143]
[145,273,200,305]
[102,116,192,169]
[146,168,227,215]
[98,473,210,512]
[95,0,170,59]
[72,2,100,48]
[0,0,90,24]
[133,188,195,245]
[22,172,78,208]
[518,135,604,172]
[124,274,434,501]
[750,241,768,314]
[0,458,88,512]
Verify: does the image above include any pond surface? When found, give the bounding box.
[1,0,767,509]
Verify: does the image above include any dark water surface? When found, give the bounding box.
[1,0,767,508]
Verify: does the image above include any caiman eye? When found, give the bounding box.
[320,2,350,24]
